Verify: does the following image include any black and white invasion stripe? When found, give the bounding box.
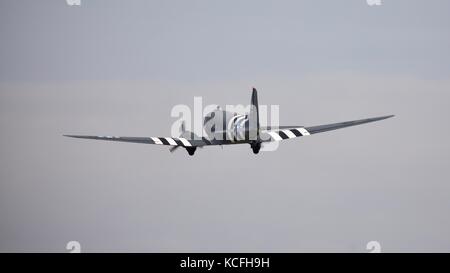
[150,137,192,147]
[267,128,310,141]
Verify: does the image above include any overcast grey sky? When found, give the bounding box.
[1,0,450,252]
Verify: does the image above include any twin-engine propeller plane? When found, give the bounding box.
[64,88,394,156]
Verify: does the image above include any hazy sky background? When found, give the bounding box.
[1,0,450,252]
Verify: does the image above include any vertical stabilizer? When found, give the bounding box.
[249,88,260,140]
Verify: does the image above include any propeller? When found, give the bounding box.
[169,121,186,153]
[169,121,204,154]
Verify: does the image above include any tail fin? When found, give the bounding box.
[249,87,260,140]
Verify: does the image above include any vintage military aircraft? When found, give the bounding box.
[64,88,393,155]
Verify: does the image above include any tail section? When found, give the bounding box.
[249,88,260,141]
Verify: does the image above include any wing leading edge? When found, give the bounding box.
[63,135,210,147]
[262,115,394,142]
[63,135,249,147]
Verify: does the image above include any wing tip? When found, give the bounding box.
[63,134,90,139]
[379,114,395,120]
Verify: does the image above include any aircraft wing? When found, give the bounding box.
[261,115,394,142]
[63,134,252,147]
[63,135,213,147]
[64,115,394,147]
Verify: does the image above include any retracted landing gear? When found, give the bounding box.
[251,142,261,154]
[186,147,197,156]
